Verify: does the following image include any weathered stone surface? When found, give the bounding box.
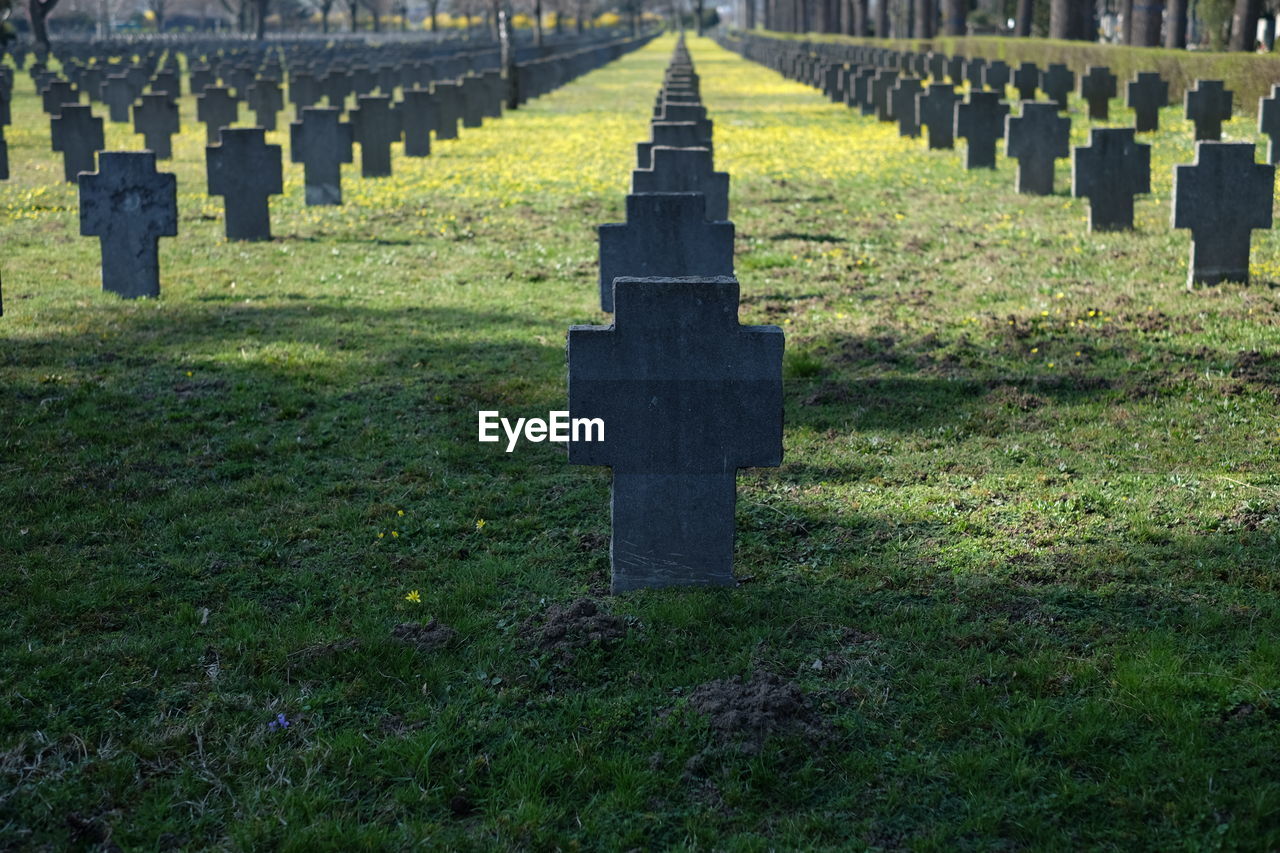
[133,93,179,160]
[247,79,283,131]
[630,146,729,222]
[1040,64,1074,111]
[955,91,1009,169]
[597,193,733,313]
[1126,71,1168,132]
[568,276,783,593]
[350,94,399,178]
[918,83,960,149]
[399,87,437,157]
[50,104,104,183]
[207,127,282,241]
[891,77,923,138]
[1172,142,1273,287]
[636,121,711,170]
[79,151,177,299]
[1185,79,1233,141]
[196,86,239,144]
[1005,101,1070,195]
[1079,65,1117,120]
[1072,127,1151,232]
[290,106,353,206]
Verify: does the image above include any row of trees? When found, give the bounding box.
[755,0,1274,50]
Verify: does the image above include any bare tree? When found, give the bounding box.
[1230,0,1260,48]
[1128,0,1160,43]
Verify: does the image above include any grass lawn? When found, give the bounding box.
[1,32,1278,850]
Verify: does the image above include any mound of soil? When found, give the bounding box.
[391,619,456,651]
[520,598,627,656]
[687,671,827,749]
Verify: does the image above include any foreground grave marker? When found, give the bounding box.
[1172,142,1273,287]
[1072,127,1151,232]
[207,127,282,240]
[78,151,177,299]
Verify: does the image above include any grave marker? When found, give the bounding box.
[1079,66,1117,120]
[133,93,179,159]
[1185,80,1233,141]
[78,151,177,299]
[247,79,283,131]
[1126,71,1168,132]
[1040,64,1074,111]
[290,106,353,205]
[631,146,729,221]
[891,77,923,138]
[350,94,399,178]
[207,127,282,241]
[1005,102,1070,194]
[955,91,1009,169]
[50,104,104,183]
[1172,142,1273,286]
[1071,127,1151,231]
[1258,84,1280,164]
[918,83,960,149]
[196,86,239,144]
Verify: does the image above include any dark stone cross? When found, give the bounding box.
[1040,64,1074,111]
[983,60,1010,94]
[955,91,1009,169]
[291,106,353,205]
[637,122,712,170]
[41,79,78,116]
[50,104,104,183]
[1184,79,1233,141]
[918,83,960,149]
[207,127,282,241]
[964,58,987,90]
[399,88,437,157]
[1005,102,1070,195]
[1126,71,1168,132]
[872,69,899,122]
[1012,62,1039,101]
[852,67,877,116]
[891,77,923,138]
[568,276,783,593]
[78,151,177,299]
[350,94,400,178]
[189,65,216,97]
[196,86,239,144]
[432,81,461,140]
[1071,127,1151,232]
[247,79,283,131]
[1172,142,1273,287]
[1079,65,1117,120]
[0,128,8,181]
[101,74,134,122]
[152,69,181,101]
[945,56,964,85]
[631,146,729,222]
[1258,84,1280,164]
[133,93,180,159]
[597,193,734,313]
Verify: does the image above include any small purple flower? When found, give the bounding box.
[268,712,290,731]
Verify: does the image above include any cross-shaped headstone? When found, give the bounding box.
[101,74,134,122]
[1012,62,1039,102]
[631,146,729,222]
[247,79,283,131]
[1005,102,1070,194]
[350,94,399,178]
[1185,79,1233,141]
[133,93,179,159]
[597,193,734,313]
[78,151,177,299]
[918,83,960,149]
[432,81,461,140]
[568,275,783,593]
[852,67,877,116]
[1126,71,1168,132]
[290,106,352,206]
[1172,142,1273,287]
[1071,127,1151,231]
[1040,64,1074,111]
[964,57,987,90]
[1079,65,1117,120]
[955,91,1009,169]
[152,69,181,101]
[872,69,899,122]
[197,86,239,144]
[1258,84,1280,164]
[891,77,923,138]
[984,60,1010,95]
[637,122,712,170]
[399,88,437,157]
[41,79,78,116]
[207,127,282,241]
[189,65,216,97]
[0,128,8,181]
[50,104,104,183]
[945,56,964,85]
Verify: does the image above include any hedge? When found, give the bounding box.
[740,29,1280,116]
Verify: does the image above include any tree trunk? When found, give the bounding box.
[1130,0,1161,45]
[534,0,543,44]
[1049,0,1074,38]
[696,0,704,32]
[875,0,888,34]
[912,0,931,36]
[1230,0,1260,49]
[1015,0,1031,34]
[1079,0,1095,39]
[941,0,963,34]
[29,0,59,54]
[852,0,866,33]
[576,0,584,32]
[1119,0,1132,42]
[255,0,267,38]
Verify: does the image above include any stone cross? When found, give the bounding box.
[1258,84,1280,163]
[598,193,734,313]
[152,69,181,101]
[567,276,783,593]
[1071,128,1151,231]
[631,146,729,221]
[637,122,712,170]
[78,151,177,299]
[891,77,923,138]
[964,58,987,90]
[400,88,437,157]
[851,67,877,116]
[1012,62,1039,101]
[983,60,1010,94]
[0,128,8,181]
[872,69,899,122]
[101,74,134,122]
[1040,64,1074,111]
[207,127,282,241]
[1079,65,1117,120]
[945,56,964,85]
[290,106,353,206]
[350,94,400,178]
[918,83,960,149]
[1185,79,1233,141]
[1172,142,1273,287]
[50,104,104,183]
[1005,102,1070,194]
[1126,71,1168,132]
[432,81,461,140]
[955,91,1009,169]
[41,79,78,116]
[196,86,239,144]
[133,93,179,159]
[189,65,215,96]
[247,79,283,131]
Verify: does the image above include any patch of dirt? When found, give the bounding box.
[686,671,827,752]
[391,620,456,652]
[519,598,628,657]
[986,384,1047,412]
[1233,350,1280,384]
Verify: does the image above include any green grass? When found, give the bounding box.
[2,34,1279,850]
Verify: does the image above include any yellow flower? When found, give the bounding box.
[476,519,486,530]
[378,532,384,539]
[397,510,405,517]
[391,531,399,538]
[405,590,421,603]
